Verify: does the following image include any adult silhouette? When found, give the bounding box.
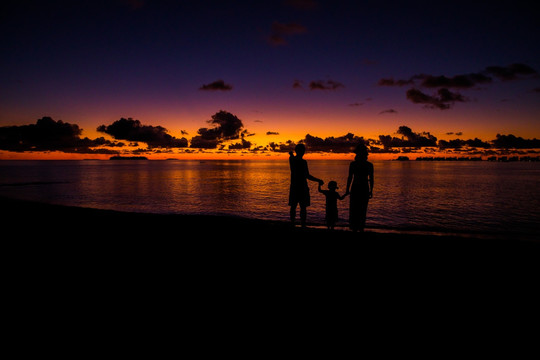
[289,144,323,228]
[345,144,374,232]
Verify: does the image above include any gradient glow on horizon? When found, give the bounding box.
[1,0,539,159]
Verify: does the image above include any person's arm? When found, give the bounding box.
[345,163,353,195]
[307,174,323,184]
[368,163,374,198]
[338,192,348,200]
[318,182,323,193]
[305,162,323,184]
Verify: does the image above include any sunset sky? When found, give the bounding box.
[1,0,539,159]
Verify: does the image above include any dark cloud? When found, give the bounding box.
[379,109,398,114]
[379,126,438,148]
[485,63,538,81]
[492,134,540,149]
[439,138,491,149]
[348,102,364,107]
[97,118,188,148]
[379,73,488,89]
[406,88,466,110]
[266,131,280,135]
[378,78,414,87]
[267,126,540,155]
[292,80,303,89]
[308,79,344,90]
[303,133,366,153]
[0,117,120,153]
[228,138,252,150]
[293,79,344,90]
[268,22,307,46]
[379,63,537,109]
[199,80,233,91]
[190,111,246,149]
[268,140,297,153]
[379,64,536,90]
[419,73,493,88]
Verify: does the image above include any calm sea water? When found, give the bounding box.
[1,160,539,238]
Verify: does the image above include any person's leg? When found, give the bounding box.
[300,205,307,228]
[290,205,296,224]
[349,193,358,232]
[359,199,369,232]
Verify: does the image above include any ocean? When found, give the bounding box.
[1,159,539,239]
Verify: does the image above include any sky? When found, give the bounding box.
[1,0,539,159]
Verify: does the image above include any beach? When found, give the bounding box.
[3,194,539,333]
[3,196,538,261]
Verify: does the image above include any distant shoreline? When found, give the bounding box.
[109,156,149,160]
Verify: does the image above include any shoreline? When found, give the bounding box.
[2,193,535,242]
[2,195,538,245]
[3,194,540,279]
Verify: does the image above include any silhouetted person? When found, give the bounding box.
[345,144,374,232]
[289,144,323,228]
[318,180,347,230]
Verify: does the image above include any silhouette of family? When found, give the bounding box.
[289,143,374,232]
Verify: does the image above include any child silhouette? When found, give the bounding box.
[318,180,347,230]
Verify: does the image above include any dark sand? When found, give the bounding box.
[3,195,538,340]
[3,195,537,257]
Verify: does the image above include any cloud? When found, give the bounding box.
[293,79,344,90]
[303,133,367,153]
[439,138,491,149]
[485,63,538,81]
[378,78,414,87]
[379,109,398,114]
[379,73,491,89]
[268,21,307,46]
[0,117,120,153]
[419,73,493,88]
[406,88,466,110]
[379,63,537,110]
[379,126,438,148]
[228,138,252,150]
[492,134,540,149]
[266,131,280,135]
[265,126,540,155]
[97,118,188,148]
[379,64,537,90]
[348,102,364,107]
[190,110,246,149]
[292,80,303,89]
[308,79,344,90]
[199,80,233,91]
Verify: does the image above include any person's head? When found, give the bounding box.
[354,143,368,161]
[328,181,338,190]
[295,144,306,157]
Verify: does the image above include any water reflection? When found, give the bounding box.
[0,160,539,236]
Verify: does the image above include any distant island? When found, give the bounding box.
[109,156,148,160]
[413,156,540,162]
